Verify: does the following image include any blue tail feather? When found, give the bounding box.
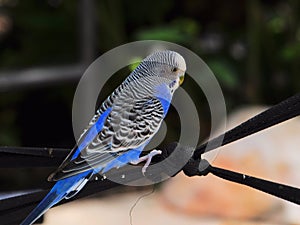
[20,171,92,225]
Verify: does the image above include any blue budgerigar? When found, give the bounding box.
[21,50,186,225]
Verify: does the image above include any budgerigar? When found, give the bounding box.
[21,50,186,225]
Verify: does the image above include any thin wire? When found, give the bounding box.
[129,185,156,225]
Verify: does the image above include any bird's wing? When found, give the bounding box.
[48,96,165,181]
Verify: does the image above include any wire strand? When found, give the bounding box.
[129,185,156,225]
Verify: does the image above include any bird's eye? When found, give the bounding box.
[172,67,178,72]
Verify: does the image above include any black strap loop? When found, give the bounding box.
[186,93,300,206]
[185,158,300,205]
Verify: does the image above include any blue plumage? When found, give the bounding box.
[21,50,186,225]
[20,171,92,225]
[71,108,112,160]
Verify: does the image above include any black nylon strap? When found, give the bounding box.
[193,93,300,159]
[0,146,68,168]
[189,93,300,205]
[197,160,300,205]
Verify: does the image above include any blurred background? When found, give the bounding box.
[0,0,300,224]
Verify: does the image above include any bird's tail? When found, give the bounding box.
[20,170,92,225]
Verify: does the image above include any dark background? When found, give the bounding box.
[0,0,299,190]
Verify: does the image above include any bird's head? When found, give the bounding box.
[141,50,186,91]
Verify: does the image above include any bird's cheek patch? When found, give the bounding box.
[169,80,177,89]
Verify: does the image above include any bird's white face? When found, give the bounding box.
[162,51,186,92]
[141,50,186,94]
[143,50,186,92]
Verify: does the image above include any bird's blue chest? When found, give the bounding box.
[155,84,172,116]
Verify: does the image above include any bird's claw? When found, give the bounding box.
[130,149,162,175]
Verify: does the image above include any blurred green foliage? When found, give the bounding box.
[128,57,142,71]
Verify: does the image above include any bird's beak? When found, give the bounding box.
[179,75,185,85]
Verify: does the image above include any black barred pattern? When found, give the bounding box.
[49,50,186,181]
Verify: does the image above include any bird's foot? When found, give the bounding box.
[130,149,162,175]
